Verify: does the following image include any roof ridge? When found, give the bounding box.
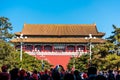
[24,23,96,25]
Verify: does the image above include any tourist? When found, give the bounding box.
[16,69,28,80]
[107,70,115,80]
[86,66,97,80]
[9,67,19,80]
[0,65,10,80]
[115,70,120,80]
[41,69,51,80]
[73,70,82,80]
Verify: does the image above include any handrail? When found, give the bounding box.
[26,51,87,56]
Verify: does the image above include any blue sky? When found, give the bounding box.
[0,0,120,38]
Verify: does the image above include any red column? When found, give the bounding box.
[84,46,87,52]
[75,45,77,52]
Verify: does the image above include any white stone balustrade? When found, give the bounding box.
[26,51,87,56]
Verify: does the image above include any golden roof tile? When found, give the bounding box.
[15,24,105,36]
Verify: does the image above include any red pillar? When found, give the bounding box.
[84,46,87,52]
[75,45,77,52]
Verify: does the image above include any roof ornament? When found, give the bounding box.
[93,22,96,25]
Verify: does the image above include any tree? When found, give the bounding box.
[67,41,115,71]
[93,41,115,58]
[107,25,120,55]
[0,40,13,64]
[105,54,120,70]
[0,17,13,41]
[91,41,116,70]
[107,25,120,43]
[0,40,52,71]
[67,54,89,72]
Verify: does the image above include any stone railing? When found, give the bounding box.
[26,51,88,56]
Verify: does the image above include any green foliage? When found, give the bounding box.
[0,40,14,63]
[105,54,120,70]
[76,54,89,72]
[0,40,51,71]
[90,41,119,70]
[67,54,89,72]
[108,25,120,42]
[93,41,115,58]
[0,17,13,41]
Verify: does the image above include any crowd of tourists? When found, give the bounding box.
[0,65,120,80]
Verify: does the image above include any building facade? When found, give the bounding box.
[11,24,105,69]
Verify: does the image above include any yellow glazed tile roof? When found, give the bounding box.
[15,24,105,36]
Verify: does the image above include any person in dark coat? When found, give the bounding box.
[86,66,97,80]
[0,65,10,80]
[116,70,120,80]
[107,70,115,80]
[10,68,19,80]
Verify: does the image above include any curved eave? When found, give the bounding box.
[14,32,105,37]
[15,32,21,35]
[10,38,106,44]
